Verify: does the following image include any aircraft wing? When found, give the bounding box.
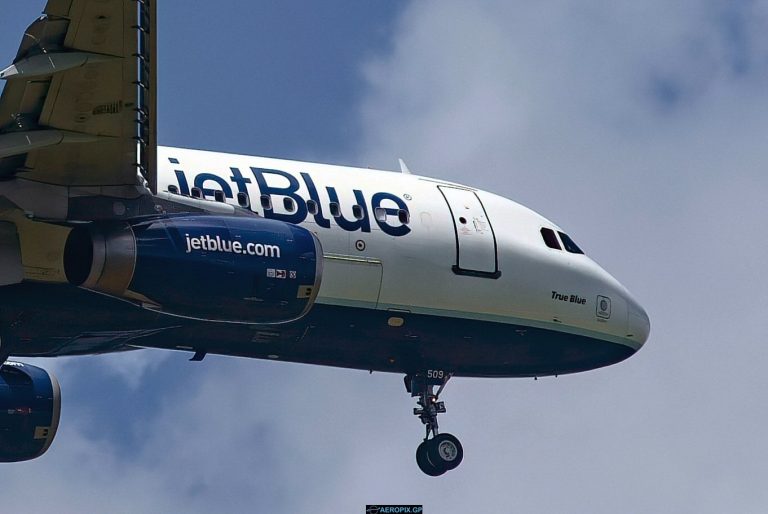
[0,0,157,196]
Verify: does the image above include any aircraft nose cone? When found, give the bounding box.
[626,296,650,346]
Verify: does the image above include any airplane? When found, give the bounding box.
[0,0,650,476]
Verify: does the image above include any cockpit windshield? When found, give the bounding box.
[558,232,584,254]
[540,228,561,250]
[540,227,585,255]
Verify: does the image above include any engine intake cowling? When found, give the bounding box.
[64,215,323,324]
[0,362,60,462]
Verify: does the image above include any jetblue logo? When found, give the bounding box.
[171,160,411,237]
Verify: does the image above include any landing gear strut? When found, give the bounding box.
[405,372,463,476]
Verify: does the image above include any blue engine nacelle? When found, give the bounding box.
[0,362,60,462]
[64,215,323,324]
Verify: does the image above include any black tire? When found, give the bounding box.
[416,441,445,476]
[426,433,463,471]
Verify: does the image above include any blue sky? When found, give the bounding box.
[3,1,768,512]
[152,0,407,162]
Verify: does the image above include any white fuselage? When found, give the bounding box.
[156,146,650,354]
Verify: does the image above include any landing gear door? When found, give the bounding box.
[317,255,383,308]
[438,186,500,278]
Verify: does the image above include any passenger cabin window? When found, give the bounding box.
[237,192,250,208]
[329,202,340,217]
[283,197,296,212]
[260,194,272,210]
[540,228,561,250]
[397,209,410,224]
[307,200,318,215]
[214,190,225,203]
[558,231,584,254]
[374,207,387,222]
[352,205,364,220]
[191,187,203,199]
[168,185,179,195]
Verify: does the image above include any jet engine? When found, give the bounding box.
[63,215,322,324]
[0,362,60,462]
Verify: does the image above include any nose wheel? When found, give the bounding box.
[406,372,464,476]
[416,433,463,476]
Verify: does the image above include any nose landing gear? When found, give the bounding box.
[406,372,463,476]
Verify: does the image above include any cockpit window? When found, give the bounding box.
[558,232,584,254]
[540,228,562,250]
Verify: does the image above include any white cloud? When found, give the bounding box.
[99,349,173,389]
[348,0,768,511]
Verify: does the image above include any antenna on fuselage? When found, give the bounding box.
[398,158,412,174]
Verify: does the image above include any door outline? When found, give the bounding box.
[438,186,501,279]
